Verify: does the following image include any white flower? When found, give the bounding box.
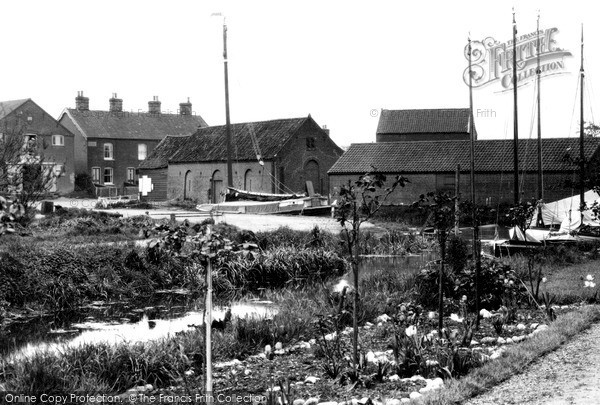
[584,281,596,288]
[450,313,463,323]
[542,277,547,283]
[264,345,272,355]
[366,351,376,363]
[586,274,594,281]
[427,311,436,319]
[479,309,493,318]
[405,325,417,337]
[324,332,337,341]
[461,295,468,302]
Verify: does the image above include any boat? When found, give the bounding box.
[224,187,305,202]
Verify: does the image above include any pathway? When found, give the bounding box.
[464,322,600,405]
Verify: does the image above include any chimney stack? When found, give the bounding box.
[109,93,123,112]
[148,96,161,114]
[322,124,330,136]
[75,91,89,111]
[179,98,192,115]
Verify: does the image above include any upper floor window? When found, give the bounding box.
[92,167,101,183]
[306,137,315,150]
[138,144,147,160]
[104,143,114,160]
[52,135,64,146]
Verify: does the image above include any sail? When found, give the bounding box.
[529,190,600,228]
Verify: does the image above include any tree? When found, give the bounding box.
[0,195,24,235]
[414,191,456,333]
[335,172,409,374]
[584,121,600,138]
[0,118,59,220]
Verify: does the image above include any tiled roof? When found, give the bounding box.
[328,138,600,174]
[168,117,310,163]
[0,99,30,120]
[138,135,190,170]
[64,109,207,140]
[376,108,471,134]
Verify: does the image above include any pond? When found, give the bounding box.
[0,253,436,359]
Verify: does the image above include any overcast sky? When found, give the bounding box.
[1,0,598,149]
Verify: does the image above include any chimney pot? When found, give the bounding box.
[148,96,161,114]
[109,93,123,112]
[179,98,192,115]
[75,91,89,111]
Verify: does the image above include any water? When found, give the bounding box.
[1,296,275,359]
[1,254,435,359]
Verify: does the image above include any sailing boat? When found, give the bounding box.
[495,22,600,255]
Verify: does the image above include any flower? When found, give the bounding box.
[479,309,493,318]
[405,325,417,337]
[461,295,468,302]
[584,281,597,288]
[450,313,464,323]
[427,311,436,319]
[586,274,595,281]
[542,277,547,283]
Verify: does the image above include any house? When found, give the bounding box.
[0,98,75,194]
[376,108,475,142]
[328,138,600,205]
[58,92,207,195]
[139,115,344,203]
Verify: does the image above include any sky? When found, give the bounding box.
[0,0,598,149]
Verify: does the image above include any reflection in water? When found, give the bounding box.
[4,301,276,360]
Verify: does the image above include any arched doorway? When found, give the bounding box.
[304,160,320,194]
[183,170,192,200]
[211,170,223,203]
[244,169,252,191]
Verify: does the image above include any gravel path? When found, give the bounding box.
[464,322,600,405]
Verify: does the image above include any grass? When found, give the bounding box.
[420,305,600,405]
[540,261,600,304]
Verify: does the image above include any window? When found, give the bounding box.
[138,144,147,160]
[104,143,114,159]
[52,135,64,146]
[127,167,136,182]
[92,167,100,183]
[306,137,315,150]
[103,167,114,184]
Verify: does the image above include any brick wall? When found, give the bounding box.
[167,160,275,203]
[88,138,160,187]
[329,170,586,206]
[59,114,88,175]
[276,119,343,196]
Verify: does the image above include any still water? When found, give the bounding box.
[1,254,435,358]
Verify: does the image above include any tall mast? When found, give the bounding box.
[512,9,520,204]
[536,12,543,201]
[223,19,233,188]
[579,24,585,219]
[468,36,481,329]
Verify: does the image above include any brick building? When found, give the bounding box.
[0,99,75,194]
[139,115,344,202]
[58,92,206,193]
[376,108,475,142]
[328,138,600,205]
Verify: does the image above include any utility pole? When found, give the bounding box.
[512,9,520,205]
[223,19,233,188]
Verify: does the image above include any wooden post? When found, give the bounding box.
[205,225,213,396]
[455,165,460,235]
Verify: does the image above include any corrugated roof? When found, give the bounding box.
[0,99,30,120]
[138,135,190,170]
[376,108,471,134]
[65,109,207,140]
[328,138,600,174]
[169,117,310,163]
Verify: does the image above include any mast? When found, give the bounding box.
[579,24,585,219]
[468,36,481,328]
[223,19,233,188]
[536,12,543,201]
[512,9,519,204]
